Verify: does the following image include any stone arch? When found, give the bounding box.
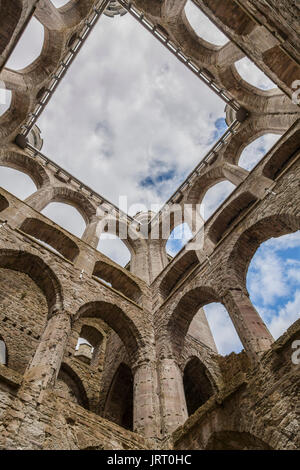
[0,90,31,141]
[158,250,200,300]
[205,431,273,450]
[0,151,49,189]
[0,0,22,55]
[186,166,228,206]
[262,128,300,180]
[19,217,80,262]
[103,363,133,431]
[223,124,283,168]
[234,57,276,91]
[77,301,144,366]
[200,179,236,221]
[183,356,215,416]
[92,260,142,304]
[207,191,257,244]
[50,187,97,225]
[0,249,63,312]
[5,15,44,71]
[55,362,89,409]
[184,0,228,47]
[168,286,219,357]
[227,213,300,287]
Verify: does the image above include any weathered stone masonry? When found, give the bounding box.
[0,0,299,450]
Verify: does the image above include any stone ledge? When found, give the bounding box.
[0,364,22,389]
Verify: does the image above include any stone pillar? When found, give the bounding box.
[81,215,100,248]
[159,358,188,435]
[132,361,161,439]
[222,163,249,186]
[22,309,72,401]
[183,203,204,236]
[0,0,39,72]
[24,186,53,212]
[223,289,274,361]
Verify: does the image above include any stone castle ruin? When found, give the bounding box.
[0,0,299,450]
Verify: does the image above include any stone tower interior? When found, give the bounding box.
[0,0,299,451]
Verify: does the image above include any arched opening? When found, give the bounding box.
[75,325,104,367]
[247,231,300,341]
[169,286,219,357]
[55,363,89,409]
[166,223,193,257]
[19,218,80,262]
[0,167,37,200]
[202,0,256,36]
[92,260,142,303]
[183,357,214,416]
[184,1,228,46]
[235,58,277,90]
[203,303,243,355]
[201,180,235,220]
[103,363,133,431]
[205,431,273,450]
[239,134,282,171]
[42,202,86,238]
[97,233,131,268]
[51,0,70,7]
[0,336,7,365]
[0,88,12,117]
[77,301,142,368]
[5,17,44,71]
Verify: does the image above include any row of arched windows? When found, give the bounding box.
[0,130,282,264]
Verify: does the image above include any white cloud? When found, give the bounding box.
[37,13,226,213]
[248,231,300,336]
[267,290,300,340]
[248,249,289,306]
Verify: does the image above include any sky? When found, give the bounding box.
[0,1,298,356]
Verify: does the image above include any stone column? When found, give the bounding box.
[222,163,249,186]
[81,215,100,248]
[24,186,53,212]
[0,0,39,72]
[159,358,188,435]
[132,361,161,439]
[223,289,274,361]
[22,309,72,401]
